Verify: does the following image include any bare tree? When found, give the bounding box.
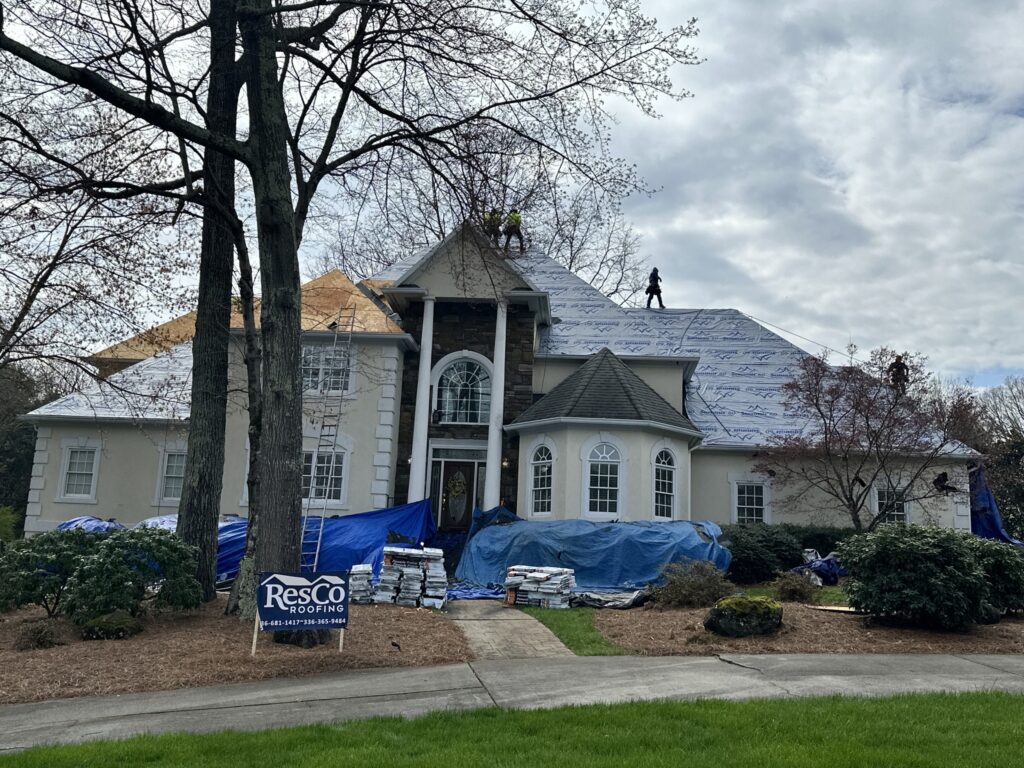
[0,0,699,580]
[983,377,1024,444]
[756,347,974,530]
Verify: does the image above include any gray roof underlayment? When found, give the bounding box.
[510,348,702,437]
[31,237,814,449]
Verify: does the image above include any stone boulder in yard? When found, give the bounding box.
[704,595,783,638]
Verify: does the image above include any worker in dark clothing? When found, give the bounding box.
[502,209,524,252]
[933,472,959,494]
[887,355,909,395]
[483,208,502,246]
[645,267,664,309]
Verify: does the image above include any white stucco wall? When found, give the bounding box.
[514,425,692,522]
[25,334,405,531]
[689,448,970,530]
[409,238,528,299]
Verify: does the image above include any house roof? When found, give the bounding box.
[87,270,402,367]
[510,348,702,437]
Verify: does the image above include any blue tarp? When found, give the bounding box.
[970,466,1024,547]
[215,499,436,582]
[790,558,847,586]
[57,516,124,533]
[455,518,731,591]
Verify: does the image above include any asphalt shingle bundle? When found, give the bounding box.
[504,565,575,609]
[349,564,374,604]
[379,546,448,608]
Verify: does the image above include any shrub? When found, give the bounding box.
[652,561,734,608]
[719,525,803,584]
[0,529,99,617]
[0,506,20,543]
[65,528,201,623]
[839,524,986,630]
[704,595,783,637]
[14,620,64,651]
[778,524,860,555]
[771,572,817,603]
[966,537,1024,615]
[80,610,144,641]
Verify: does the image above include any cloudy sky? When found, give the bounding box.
[615,0,1024,385]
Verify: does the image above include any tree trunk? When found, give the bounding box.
[176,0,240,601]
[240,0,303,575]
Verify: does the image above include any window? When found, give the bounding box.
[735,483,765,524]
[654,450,675,519]
[63,448,98,497]
[302,344,350,394]
[587,443,620,516]
[877,486,907,523]
[160,451,187,501]
[302,451,345,501]
[436,360,490,424]
[530,445,553,516]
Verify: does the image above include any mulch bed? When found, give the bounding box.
[0,595,473,705]
[595,602,1024,656]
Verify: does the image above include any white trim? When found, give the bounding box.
[152,438,188,508]
[508,416,702,443]
[728,472,772,524]
[55,437,101,504]
[525,434,557,518]
[579,432,628,521]
[650,440,678,522]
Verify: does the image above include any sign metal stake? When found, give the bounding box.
[251,617,259,657]
[338,628,345,654]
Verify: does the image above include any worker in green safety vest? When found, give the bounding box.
[502,208,524,252]
[483,208,502,245]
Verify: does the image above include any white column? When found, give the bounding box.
[407,296,435,502]
[483,299,508,510]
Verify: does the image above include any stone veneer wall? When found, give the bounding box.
[394,300,535,510]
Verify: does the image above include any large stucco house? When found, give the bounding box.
[22,223,973,534]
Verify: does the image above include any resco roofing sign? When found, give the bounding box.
[257,572,350,631]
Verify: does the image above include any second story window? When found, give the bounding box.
[436,359,491,424]
[302,344,350,394]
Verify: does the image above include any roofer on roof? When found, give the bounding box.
[483,208,502,246]
[503,209,524,252]
[645,267,664,309]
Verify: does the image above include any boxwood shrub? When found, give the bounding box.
[777,524,861,556]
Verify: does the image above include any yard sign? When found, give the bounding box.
[252,572,351,656]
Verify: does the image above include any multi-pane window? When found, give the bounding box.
[654,450,675,519]
[63,448,97,497]
[877,487,907,523]
[588,443,620,516]
[436,360,490,424]
[302,345,350,394]
[735,483,765,524]
[161,452,187,501]
[531,446,553,516]
[302,451,345,501]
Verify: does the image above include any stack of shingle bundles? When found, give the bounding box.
[505,565,575,609]
[349,564,374,604]
[372,563,401,604]
[422,548,448,609]
[396,563,424,607]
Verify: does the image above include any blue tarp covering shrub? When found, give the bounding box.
[0,529,98,617]
[719,524,803,584]
[455,518,730,591]
[64,528,201,623]
[57,516,125,534]
[839,524,987,630]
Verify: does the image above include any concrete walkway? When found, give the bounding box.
[446,600,574,660]
[4,654,1024,752]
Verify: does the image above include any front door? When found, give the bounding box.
[440,461,475,530]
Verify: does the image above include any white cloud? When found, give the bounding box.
[617,0,1024,380]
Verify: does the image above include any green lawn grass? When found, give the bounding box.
[6,693,1022,767]
[519,606,630,655]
